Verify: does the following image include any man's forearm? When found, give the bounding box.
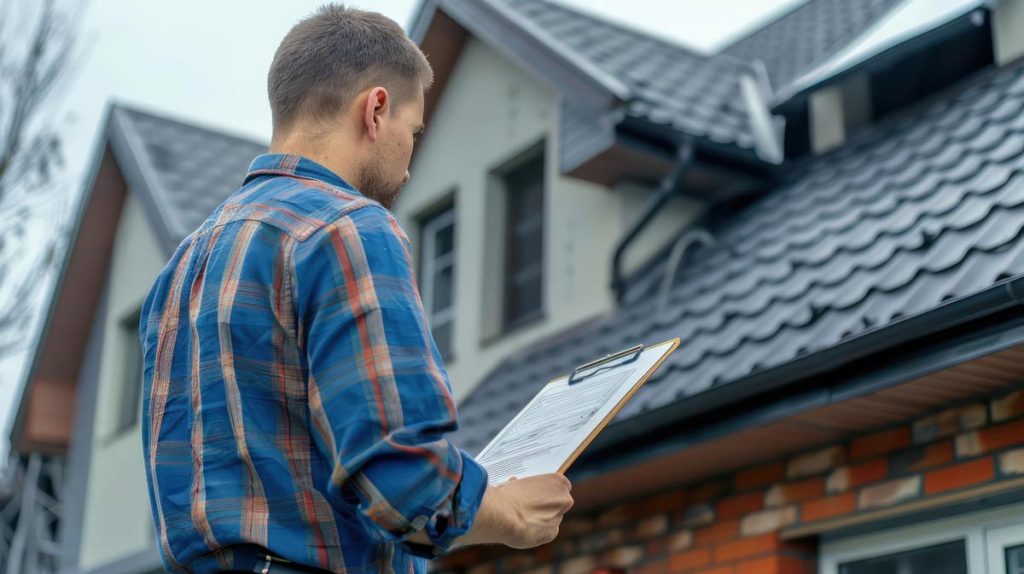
[407,485,516,550]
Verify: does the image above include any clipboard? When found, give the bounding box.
[474,338,680,485]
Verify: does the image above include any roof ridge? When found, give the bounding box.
[511,0,711,59]
[111,101,267,148]
[718,0,811,54]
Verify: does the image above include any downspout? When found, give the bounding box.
[610,138,695,303]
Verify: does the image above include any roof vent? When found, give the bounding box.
[993,0,1024,65]
[808,72,872,154]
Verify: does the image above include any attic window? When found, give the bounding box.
[115,307,143,434]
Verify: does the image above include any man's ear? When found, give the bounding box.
[362,87,389,142]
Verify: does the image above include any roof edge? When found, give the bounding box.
[7,105,115,451]
[583,272,1024,464]
[108,104,182,256]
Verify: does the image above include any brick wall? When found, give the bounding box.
[434,387,1024,574]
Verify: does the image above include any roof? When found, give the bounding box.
[451,59,1024,456]
[109,105,266,253]
[720,0,903,91]
[498,0,760,150]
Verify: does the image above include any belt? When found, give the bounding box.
[221,545,332,574]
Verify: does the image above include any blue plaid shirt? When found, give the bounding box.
[140,154,488,573]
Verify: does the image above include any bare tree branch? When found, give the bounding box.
[0,0,80,358]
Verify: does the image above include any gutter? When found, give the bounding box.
[572,273,1024,478]
[610,139,694,303]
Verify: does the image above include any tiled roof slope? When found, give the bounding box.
[116,106,266,242]
[452,61,1024,455]
[501,0,760,150]
[721,0,902,91]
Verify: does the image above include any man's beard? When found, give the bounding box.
[358,158,402,210]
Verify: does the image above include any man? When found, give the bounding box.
[139,5,573,573]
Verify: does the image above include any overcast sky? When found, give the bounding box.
[0,0,804,456]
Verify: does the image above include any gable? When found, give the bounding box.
[12,145,127,454]
[405,35,556,216]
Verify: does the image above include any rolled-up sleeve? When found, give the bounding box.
[291,204,488,558]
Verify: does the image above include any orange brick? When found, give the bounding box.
[802,492,856,523]
[957,419,1024,457]
[826,459,889,493]
[851,427,911,461]
[670,548,712,572]
[717,493,763,520]
[737,556,814,574]
[891,441,954,474]
[694,568,734,574]
[736,462,786,491]
[924,457,995,494]
[714,533,780,563]
[695,520,741,545]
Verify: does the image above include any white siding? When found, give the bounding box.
[78,193,163,571]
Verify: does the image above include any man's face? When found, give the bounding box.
[359,87,425,210]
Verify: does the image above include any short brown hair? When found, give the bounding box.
[268,4,433,135]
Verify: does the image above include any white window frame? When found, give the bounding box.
[420,206,456,358]
[820,503,1024,574]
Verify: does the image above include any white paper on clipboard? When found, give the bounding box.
[474,339,679,485]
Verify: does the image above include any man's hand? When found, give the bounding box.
[496,474,574,548]
[409,473,574,552]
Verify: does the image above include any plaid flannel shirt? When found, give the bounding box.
[139,153,488,574]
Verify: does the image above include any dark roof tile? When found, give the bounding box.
[115,106,266,243]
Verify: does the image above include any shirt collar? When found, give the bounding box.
[244,153,359,193]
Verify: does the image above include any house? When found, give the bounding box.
[4,106,266,573]
[5,0,1024,573]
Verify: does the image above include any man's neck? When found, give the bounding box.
[271,132,362,190]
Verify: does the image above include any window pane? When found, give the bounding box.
[839,540,967,574]
[509,271,542,323]
[435,221,454,258]
[503,151,544,327]
[432,264,453,313]
[1007,543,1024,574]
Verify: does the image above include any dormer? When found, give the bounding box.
[772,0,999,157]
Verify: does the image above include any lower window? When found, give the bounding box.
[822,503,1024,574]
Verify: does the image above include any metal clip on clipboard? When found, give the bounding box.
[567,344,644,385]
